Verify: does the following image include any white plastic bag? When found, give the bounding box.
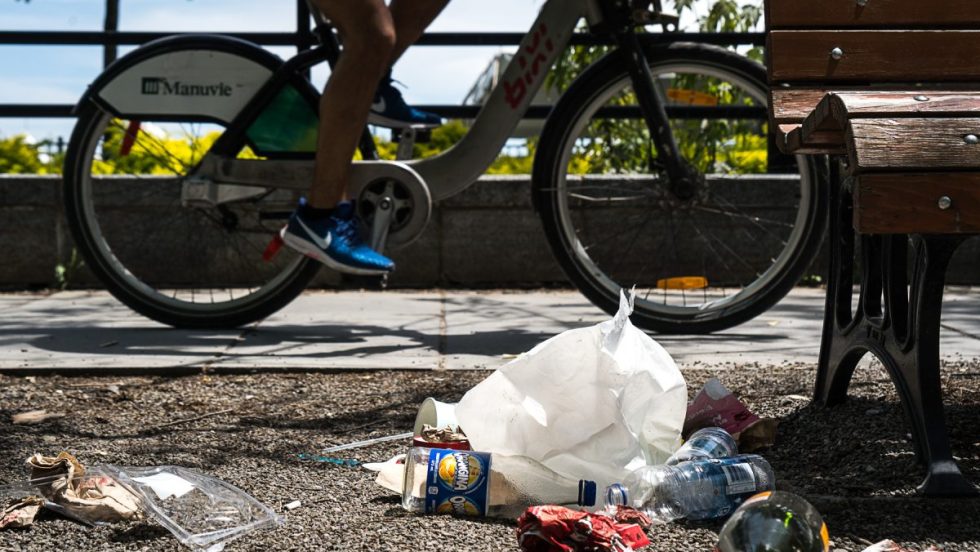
[455,291,687,489]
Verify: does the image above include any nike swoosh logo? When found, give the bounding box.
[297,217,332,250]
[371,97,386,112]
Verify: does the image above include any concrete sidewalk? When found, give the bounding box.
[1,287,979,373]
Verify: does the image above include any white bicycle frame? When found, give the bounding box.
[202,0,605,201]
[411,0,603,200]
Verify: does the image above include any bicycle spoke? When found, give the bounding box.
[107,120,189,175]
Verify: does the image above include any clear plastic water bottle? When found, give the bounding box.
[716,491,829,552]
[402,447,597,519]
[604,454,774,523]
[666,427,738,465]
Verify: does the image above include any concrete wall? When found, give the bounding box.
[2,174,978,289]
[1,174,567,289]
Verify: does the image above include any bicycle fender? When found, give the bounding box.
[75,34,287,123]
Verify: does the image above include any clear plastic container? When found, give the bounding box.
[2,463,279,551]
[103,465,282,551]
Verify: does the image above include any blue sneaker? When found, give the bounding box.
[281,201,394,275]
[368,71,443,129]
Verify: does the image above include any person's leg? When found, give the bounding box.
[387,0,450,64]
[368,0,450,129]
[283,0,450,274]
[308,0,395,209]
[281,0,395,275]
[307,0,450,207]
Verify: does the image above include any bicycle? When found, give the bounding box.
[62,0,825,333]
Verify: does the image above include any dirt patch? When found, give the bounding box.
[1,362,978,551]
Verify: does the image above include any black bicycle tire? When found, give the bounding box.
[63,72,322,330]
[532,42,827,334]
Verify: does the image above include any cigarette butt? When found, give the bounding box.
[285,500,301,511]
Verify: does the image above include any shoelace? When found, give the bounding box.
[332,216,362,246]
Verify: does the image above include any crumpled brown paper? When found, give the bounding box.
[419,424,468,444]
[24,452,142,525]
[0,497,44,529]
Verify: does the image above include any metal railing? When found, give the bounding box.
[0,0,762,120]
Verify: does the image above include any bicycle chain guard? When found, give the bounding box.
[350,161,432,251]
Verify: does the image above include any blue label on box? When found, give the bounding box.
[424,448,492,516]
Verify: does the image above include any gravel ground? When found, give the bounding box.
[1,361,978,552]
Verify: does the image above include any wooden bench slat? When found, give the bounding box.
[774,90,980,123]
[847,118,980,171]
[800,93,980,150]
[767,0,980,29]
[774,123,845,155]
[771,90,980,125]
[855,173,980,234]
[769,31,980,82]
[828,92,980,118]
[787,128,846,155]
[770,89,830,124]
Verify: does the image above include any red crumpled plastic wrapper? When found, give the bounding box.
[516,505,651,552]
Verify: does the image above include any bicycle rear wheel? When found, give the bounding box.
[63,101,320,329]
[533,42,826,333]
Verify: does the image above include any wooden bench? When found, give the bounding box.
[764,0,980,496]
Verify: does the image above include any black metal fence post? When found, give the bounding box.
[296,0,312,80]
[103,0,119,68]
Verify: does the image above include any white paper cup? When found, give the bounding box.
[413,397,458,435]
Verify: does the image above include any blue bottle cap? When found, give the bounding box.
[605,483,628,507]
[578,480,597,507]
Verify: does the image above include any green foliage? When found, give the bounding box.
[374,120,535,174]
[92,121,222,175]
[54,248,84,290]
[798,272,823,287]
[486,148,534,175]
[675,0,762,32]
[545,1,767,176]
[0,121,246,177]
[0,135,62,174]
[550,1,765,90]
[0,135,43,173]
[674,0,764,62]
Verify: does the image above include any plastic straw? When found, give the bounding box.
[321,431,413,453]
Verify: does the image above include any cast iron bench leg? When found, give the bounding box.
[815,161,978,496]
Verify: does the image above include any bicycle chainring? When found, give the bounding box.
[350,161,432,250]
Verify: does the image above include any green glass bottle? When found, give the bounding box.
[716,491,829,552]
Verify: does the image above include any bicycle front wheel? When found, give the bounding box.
[63,101,320,329]
[533,42,825,333]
